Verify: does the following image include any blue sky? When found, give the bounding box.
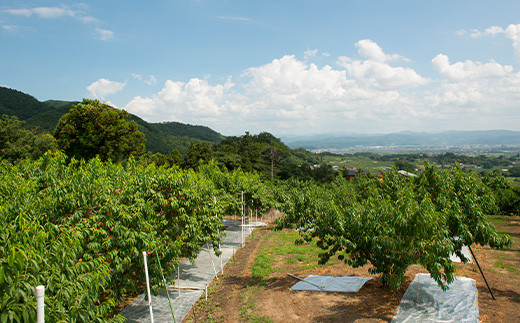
[1,1,520,136]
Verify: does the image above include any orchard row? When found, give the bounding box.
[0,151,273,322]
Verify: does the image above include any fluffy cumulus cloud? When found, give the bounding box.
[432,54,513,81]
[125,78,236,125]
[242,55,354,122]
[337,40,427,90]
[427,23,520,127]
[426,54,520,129]
[338,57,428,90]
[122,38,520,134]
[123,45,429,134]
[505,24,520,58]
[355,39,409,62]
[87,78,126,99]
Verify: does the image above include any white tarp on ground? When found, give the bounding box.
[392,273,479,323]
[450,245,473,263]
[290,275,371,292]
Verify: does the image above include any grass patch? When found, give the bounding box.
[497,252,518,261]
[494,260,520,273]
[252,251,273,280]
[269,230,338,270]
[486,214,508,226]
[246,313,274,323]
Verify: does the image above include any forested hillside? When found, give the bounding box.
[129,115,223,154]
[0,86,223,154]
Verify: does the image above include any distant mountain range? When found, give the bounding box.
[0,87,223,154]
[281,130,520,150]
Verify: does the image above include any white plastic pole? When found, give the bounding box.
[142,252,154,323]
[36,285,44,323]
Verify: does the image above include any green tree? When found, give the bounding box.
[483,172,520,215]
[139,149,183,168]
[183,141,213,170]
[507,165,520,177]
[394,159,416,173]
[54,99,145,161]
[167,149,183,166]
[0,115,57,163]
[214,131,290,179]
[278,162,512,290]
[257,132,290,180]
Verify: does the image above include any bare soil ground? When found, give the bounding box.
[184,213,520,323]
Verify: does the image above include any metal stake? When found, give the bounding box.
[468,245,495,300]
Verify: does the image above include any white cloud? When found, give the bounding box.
[122,39,520,135]
[304,48,319,60]
[124,52,427,134]
[336,40,427,90]
[5,5,110,41]
[432,54,513,81]
[145,75,157,85]
[5,7,75,18]
[125,78,235,123]
[79,16,100,25]
[243,55,351,101]
[424,73,520,114]
[338,57,428,90]
[485,26,505,36]
[459,25,505,38]
[458,23,520,59]
[133,73,157,85]
[505,24,520,58]
[304,48,331,60]
[124,96,157,116]
[425,53,520,127]
[355,39,409,62]
[95,28,114,41]
[87,78,126,99]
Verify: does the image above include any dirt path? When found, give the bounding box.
[225,228,271,322]
[185,215,520,322]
